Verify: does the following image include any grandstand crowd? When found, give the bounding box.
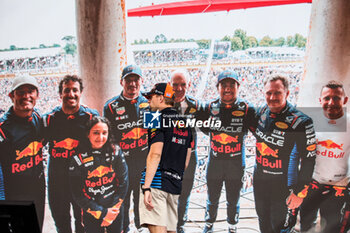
[0,55,65,74]
[0,44,305,75]
[133,49,199,65]
[0,63,302,118]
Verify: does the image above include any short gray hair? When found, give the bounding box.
[264,74,289,90]
[170,68,190,84]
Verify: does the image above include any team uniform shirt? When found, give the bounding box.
[312,114,350,186]
[174,95,200,160]
[69,146,128,220]
[104,93,149,231]
[201,98,256,162]
[43,105,99,176]
[254,102,317,195]
[140,107,193,195]
[104,94,149,159]
[0,107,45,198]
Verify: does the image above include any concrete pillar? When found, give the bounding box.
[298,0,350,107]
[76,0,127,113]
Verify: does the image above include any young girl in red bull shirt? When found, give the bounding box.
[69,116,128,233]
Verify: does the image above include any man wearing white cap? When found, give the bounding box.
[0,75,45,231]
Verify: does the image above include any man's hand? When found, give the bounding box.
[101,207,119,227]
[286,192,304,209]
[144,190,154,211]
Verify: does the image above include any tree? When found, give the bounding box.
[196,39,211,49]
[231,37,243,51]
[222,35,231,42]
[62,35,77,56]
[294,33,307,48]
[39,44,47,48]
[286,36,295,47]
[154,34,167,43]
[259,36,273,47]
[62,35,75,42]
[234,29,247,49]
[273,37,285,47]
[245,36,258,49]
[9,45,17,50]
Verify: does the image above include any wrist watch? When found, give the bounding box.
[141,185,151,194]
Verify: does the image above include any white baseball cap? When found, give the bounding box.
[11,75,39,92]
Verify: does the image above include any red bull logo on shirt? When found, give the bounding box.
[120,127,148,150]
[86,165,116,188]
[16,141,43,160]
[317,139,343,150]
[122,128,147,140]
[87,165,114,179]
[256,142,279,158]
[53,138,79,150]
[210,133,241,154]
[52,138,79,159]
[13,141,43,173]
[211,133,238,145]
[256,142,282,169]
[317,139,345,159]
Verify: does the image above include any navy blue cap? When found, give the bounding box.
[121,64,142,79]
[143,82,174,99]
[217,70,240,84]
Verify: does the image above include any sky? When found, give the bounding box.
[0,0,312,49]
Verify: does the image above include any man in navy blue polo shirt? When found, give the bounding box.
[139,83,193,233]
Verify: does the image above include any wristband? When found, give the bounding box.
[141,185,151,194]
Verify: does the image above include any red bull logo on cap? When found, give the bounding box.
[54,138,79,150]
[16,141,43,160]
[317,139,343,150]
[256,142,279,158]
[211,133,238,145]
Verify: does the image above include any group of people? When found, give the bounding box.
[0,55,65,74]
[0,63,348,233]
[133,49,199,66]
